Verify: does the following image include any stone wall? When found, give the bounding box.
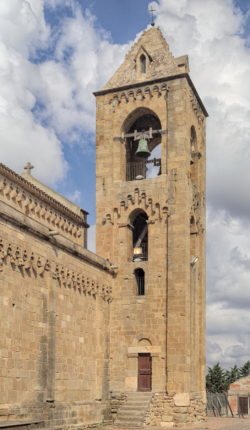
[0,194,113,428]
[0,163,88,247]
[145,392,206,428]
[95,25,206,427]
[228,376,250,416]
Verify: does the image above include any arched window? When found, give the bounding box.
[131,210,148,261]
[123,108,162,181]
[190,126,200,182]
[135,268,145,296]
[190,126,197,158]
[140,54,146,73]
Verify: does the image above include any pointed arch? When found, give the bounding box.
[140,54,146,73]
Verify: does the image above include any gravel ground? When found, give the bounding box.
[104,416,250,430]
[194,416,250,430]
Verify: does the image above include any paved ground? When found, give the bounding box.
[104,416,250,430]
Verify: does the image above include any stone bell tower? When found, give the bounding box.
[94,26,208,425]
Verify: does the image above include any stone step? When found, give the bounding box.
[118,405,150,413]
[121,400,151,406]
[0,422,44,430]
[115,420,143,427]
[114,392,152,427]
[117,412,145,419]
[126,392,152,398]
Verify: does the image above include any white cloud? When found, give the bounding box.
[0,0,249,369]
[66,189,81,204]
[149,0,250,367]
[0,0,66,183]
[87,224,96,253]
[0,1,129,182]
[38,7,128,139]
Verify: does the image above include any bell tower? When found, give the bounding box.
[94,26,208,425]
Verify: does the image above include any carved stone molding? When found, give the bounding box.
[190,183,204,234]
[102,188,168,225]
[0,170,85,245]
[0,237,112,302]
[109,83,168,112]
[189,88,204,123]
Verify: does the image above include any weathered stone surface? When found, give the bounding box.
[174,393,190,407]
[96,25,206,427]
[228,375,250,416]
[0,25,206,430]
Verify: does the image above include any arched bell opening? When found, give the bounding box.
[123,108,162,181]
[134,268,145,296]
[130,209,148,261]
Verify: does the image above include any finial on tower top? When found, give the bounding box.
[149,5,156,27]
[23,161,34,175]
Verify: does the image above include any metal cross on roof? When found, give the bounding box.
[24,161,34,175]
[149,5,156,27]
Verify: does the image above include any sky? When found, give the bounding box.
[0,0,250,369]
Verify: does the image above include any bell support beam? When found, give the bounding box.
[113,128,167,143]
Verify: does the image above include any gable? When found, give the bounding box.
[103,27,180,90]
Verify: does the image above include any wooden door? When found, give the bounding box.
[138,353,152,391]
[239,397,248,415]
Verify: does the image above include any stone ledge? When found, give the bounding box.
[0,203,115,274]
[0,421,44,429]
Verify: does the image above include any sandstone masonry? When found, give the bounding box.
[0,25,207,429]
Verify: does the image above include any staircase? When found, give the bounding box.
[114,392,152,427]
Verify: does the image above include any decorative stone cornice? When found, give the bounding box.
[102,188,168,225]
[0,237,112,302]
[0,163,88,223]
[190,183,204,234]
[94,74,208,118]
[0,163,88,245]
[109,83,168,112]
[189,87,205,122]
[0,200,114,274]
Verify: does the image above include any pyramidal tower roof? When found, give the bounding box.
[103,26,189,91]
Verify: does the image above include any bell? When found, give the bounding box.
[135,138,151,159]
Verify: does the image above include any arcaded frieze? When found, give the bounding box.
[0,164,86,245]
[0,236,112,302]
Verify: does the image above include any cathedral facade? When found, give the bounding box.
[0,26,207,428]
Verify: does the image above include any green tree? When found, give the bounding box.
[206,363,227,393]
[239,360,250,377]
[224,365,240,389]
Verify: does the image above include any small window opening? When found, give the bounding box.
[140,54,146,74]
[191,126,197,157]
[135,268,145,296]
[132,211,148,261]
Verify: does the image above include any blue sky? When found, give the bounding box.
[41,0,250,225]
[0,0,250,368]
[43,0,157,224]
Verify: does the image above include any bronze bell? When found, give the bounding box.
[135,138,151,159]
